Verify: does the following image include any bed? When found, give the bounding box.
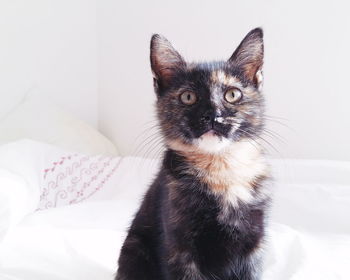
[0,139,349,280]
[0,94,349,280]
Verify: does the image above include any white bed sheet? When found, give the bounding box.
[0,157,349,280]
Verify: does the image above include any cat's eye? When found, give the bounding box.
[224,88,242,104]
[180,91,197,105]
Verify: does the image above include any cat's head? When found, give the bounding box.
[150,28,265,154]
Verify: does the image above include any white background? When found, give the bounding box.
[0,0,98,126]
[1,0,350,160]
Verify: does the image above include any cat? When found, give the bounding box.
[116,28,271,280]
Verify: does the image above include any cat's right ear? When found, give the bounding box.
[228,28,264,89]
[150,34,185,94]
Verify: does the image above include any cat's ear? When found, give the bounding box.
[228,28,264,88]
[150,34,186,91]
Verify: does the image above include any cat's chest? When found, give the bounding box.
[191,199,264,268]
[175,177,265,237]
[190,142,268,207]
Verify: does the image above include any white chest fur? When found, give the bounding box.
[168,138,269,207]
[204,141,268,206]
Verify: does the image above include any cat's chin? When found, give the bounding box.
[195,130,231,154]
[167,133,231,155]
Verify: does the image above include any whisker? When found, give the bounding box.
[143,137,165,159]
[235,126,282,156]
[133,131,163,157]
[134,123,161,142]
[263,114,289,121]
[261,128,286,144]
[135,136,164,171]
[234,127,261,151]
[262,115,294,131]
[132,123,161,152]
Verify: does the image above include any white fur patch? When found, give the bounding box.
[167,138,269,210]
[212,140,267,207]
[194,131,231,153]
[226,184,254,206]
[214,117,225,123]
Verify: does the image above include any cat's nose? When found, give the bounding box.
[203,114,212,122]
[202,110,218,125]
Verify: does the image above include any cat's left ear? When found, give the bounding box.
[228,28,264,89]
[150,34,186,93]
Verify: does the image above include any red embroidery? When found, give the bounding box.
[43,154,78,179]
[37,154,122,210]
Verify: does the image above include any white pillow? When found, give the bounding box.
[0,93,118,155]
[0,140,62,242]
[0,140,121,242]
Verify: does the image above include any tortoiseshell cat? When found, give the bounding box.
[116,28,271,280]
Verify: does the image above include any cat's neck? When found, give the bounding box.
[167,138,265,169]
[167,139,269,204]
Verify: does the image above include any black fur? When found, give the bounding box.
[116,28,270,280]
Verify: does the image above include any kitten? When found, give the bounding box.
[116,28,271,280]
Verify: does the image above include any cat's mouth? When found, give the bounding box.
[201,129,220,137]
[199,120,234,138]
[195,129,231,153]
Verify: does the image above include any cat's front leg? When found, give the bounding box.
[244,248,264,280]
[115,233,156,280]
[167,251,205,280]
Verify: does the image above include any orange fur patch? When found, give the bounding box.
[167,139,268,197]
[211,70,241,87]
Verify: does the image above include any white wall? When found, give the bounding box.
[1,1,349,160]
[0,0,98,126]
[97,0,350,160]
